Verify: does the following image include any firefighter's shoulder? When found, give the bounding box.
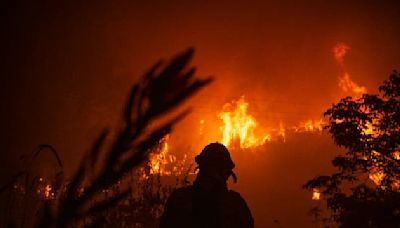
[225,189,247,205]
[165,186,194,208]
[159,186,194,228]
[222,190,254,227]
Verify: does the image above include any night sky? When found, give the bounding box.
[2,1,400,227]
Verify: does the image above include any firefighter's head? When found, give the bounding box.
[195,142,237,183]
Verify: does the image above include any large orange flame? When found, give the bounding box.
[218,97,269,149]
[216,98,326,149]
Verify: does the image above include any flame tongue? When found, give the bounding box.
[338,73,366,96]
[333,43,367,97]
[218,97,268,149]
[149,134,171,175]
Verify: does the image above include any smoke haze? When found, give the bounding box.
[2,1,400,226]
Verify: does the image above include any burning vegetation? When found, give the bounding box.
[2,42,399,227]
[333,43,367,97]
[218,97,270,149]
[304,71,400,227]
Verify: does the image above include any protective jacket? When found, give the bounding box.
[160,185,254,228]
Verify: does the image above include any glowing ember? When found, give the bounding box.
[363,121,375,136]
[393,152,400,160]
[361,117,381,137]
[44,184,52,199]
[35,178,55,199]
[218,97,269,149]
[312,188,321,200]
[369,167,385,186]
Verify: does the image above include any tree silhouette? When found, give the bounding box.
[303,72,400,227]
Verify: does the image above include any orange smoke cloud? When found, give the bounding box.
[333,43,350,65]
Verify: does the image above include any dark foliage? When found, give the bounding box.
[1,48,212,227]
[303,71,400,227]
[0,145,64,228]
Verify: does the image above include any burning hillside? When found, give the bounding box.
[144,43,396,206]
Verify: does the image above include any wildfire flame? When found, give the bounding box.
[34,177,55,199]
[144,43,372,181]
[44,184,53,199]
[367,151,400,189]
[363,121,375,136]
[312,188,321,200]
[148,134,189,176]
[295,119,325,132]
[394,152,400,160]
[369,167,385,186]
[149,134,171,175]
[338,73,367,96]
[218,97,269,149]
[333,43,367,97]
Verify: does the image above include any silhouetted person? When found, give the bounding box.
[160,142,254,228]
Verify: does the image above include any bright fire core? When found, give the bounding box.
[218,97,269,149]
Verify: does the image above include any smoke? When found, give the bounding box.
[333,43,350,66]
[333,43,367,97]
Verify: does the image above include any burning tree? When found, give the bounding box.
[303,71,400,227]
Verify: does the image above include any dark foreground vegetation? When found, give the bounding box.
[2,49,399,228]
[0,49,212,228]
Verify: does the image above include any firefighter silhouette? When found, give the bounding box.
[160,142,254,228]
